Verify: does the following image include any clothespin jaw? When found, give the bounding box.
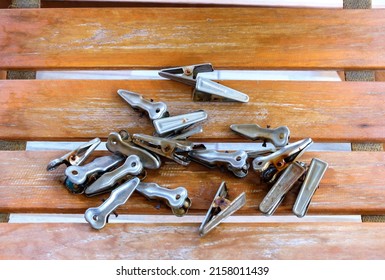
[46,137,101,171]
[132,133,195,166]
[159,63,214,86]
[159,63,249,103]
[199,181,246,237]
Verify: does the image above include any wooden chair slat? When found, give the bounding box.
[2,8,385,69]
[0,222,384,259]
[1,151,384,215]
[1,80,385,142]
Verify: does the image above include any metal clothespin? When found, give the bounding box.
[152,110,207,138]
[293,158,328,218]
[252,138,313,183]
[65,155,124,186]
[46,138,101,171]
[106,131,161,169]
[131,133,199,166]
[188,149,249,178]
[85,177,140,229]
[259,161,306,216]
[159,63,249,103]
[85,155,144,196]
[64,154,124,194]
[230,124,290,148]
[117,89,169,120]
[136,182,192,217]
[199,181,246,237]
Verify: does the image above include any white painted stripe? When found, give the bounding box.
[36,70,342,81]
[26,141,351,152]
[9,213,361,224]
[372,0,385,8]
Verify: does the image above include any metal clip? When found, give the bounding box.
[106,132,161,169]
[159,63,214,86]
[136,182,191,217]
[118,89,169,120]
[293,158,328,218]
[85,177,140,229]
[199,181,246,237]
[230,124,290,147]
[132,134,197,166]
[188,150,249,178]
[152,110,208,137]
[85,155,143,196]
[159,63,249,103]
[46,138,101,171]
[259,162,306,216]
[65,155,124,186]
[252,138,312,183]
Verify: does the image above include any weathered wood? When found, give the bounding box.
[1,80,385,142]
[0,151,384,215]
[0,222,384,259]
[2,8,385,70]
[376,71,385,81]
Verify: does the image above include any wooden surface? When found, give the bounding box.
[376,71,385,81]
[2,8,385,70]
[0,71,6,79]
[1,150,384,215]
[1,80,385,142]
[0,222,384,259]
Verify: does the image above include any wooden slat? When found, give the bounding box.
[1,80,385,142]
[1,150,384,215]
[2,8,385,70]
[0,223,384,259]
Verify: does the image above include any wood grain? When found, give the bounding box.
[0,223,384,259]
[1,80,385,142]
[2,8,385,70]
[0,150,384,215]
[0,71,6,79]
[376,71,385,81]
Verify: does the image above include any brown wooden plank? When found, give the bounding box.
[0,222,384,259]
[0,150,384,215]
[376,71,385,81]
[2,8,385,70]
[1,80,385,142]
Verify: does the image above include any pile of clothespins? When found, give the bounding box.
[46,63,328,236]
